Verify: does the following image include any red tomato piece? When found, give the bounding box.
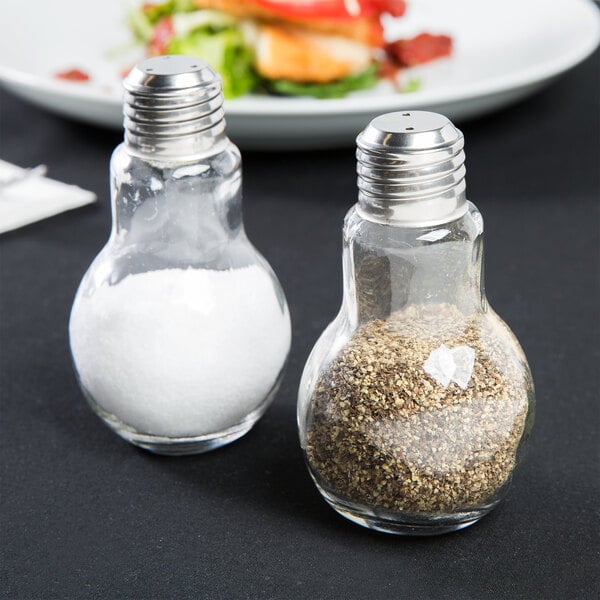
[55,69,90,82]
[148,16,174,55]
[369,0,406,17]
[253,0,406,20]
[388,33,452,67]
[378,57,402,81]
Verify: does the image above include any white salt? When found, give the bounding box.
[69,265,291,437]
[423,345,475,390]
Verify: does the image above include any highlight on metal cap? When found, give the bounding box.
[124,55,221,96]
[356,111,467,226]
[122,55,226,160]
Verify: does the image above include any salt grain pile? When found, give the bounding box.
[70,265,291,437]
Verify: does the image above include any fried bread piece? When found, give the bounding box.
[253,23,372,82]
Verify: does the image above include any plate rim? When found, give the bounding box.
[0,0,598,118]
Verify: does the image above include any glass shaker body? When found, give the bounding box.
[298,112,534,534]
[70,57,291,454]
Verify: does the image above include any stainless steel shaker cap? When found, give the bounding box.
[357,111,463,154]
[125,55,220,95]
[123,56,226,160]
[356,111,467,226]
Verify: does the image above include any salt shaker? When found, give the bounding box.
[298,112,534,534]
[70,56,291,455]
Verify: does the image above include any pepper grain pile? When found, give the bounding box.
[305,304,531,514]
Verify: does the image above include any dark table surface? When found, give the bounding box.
[1,47,599,599]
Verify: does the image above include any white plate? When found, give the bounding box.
[1,0,598,149]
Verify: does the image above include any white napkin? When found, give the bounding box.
[0,160,96,234]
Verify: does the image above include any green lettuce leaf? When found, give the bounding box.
[166,28,257,99]
[265,64,379,99]
[128,0,197,43]
[143,0,196,24]
[128,8,154,44]
[400,78,421,93]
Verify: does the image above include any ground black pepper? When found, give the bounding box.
[305,304,532,514]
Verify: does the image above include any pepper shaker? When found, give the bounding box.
[70,56,291,455]
[298,111,535,534]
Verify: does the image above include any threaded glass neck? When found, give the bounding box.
[122,56,227,162]
[356,111,467,227]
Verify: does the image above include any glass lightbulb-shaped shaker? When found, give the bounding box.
[298,112,534,534]
[69,56,291,455]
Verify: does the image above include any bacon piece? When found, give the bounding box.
[387,33,452,67]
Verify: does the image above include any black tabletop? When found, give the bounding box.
[1,48,599,599]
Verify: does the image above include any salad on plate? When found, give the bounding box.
[128,0,452,98]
